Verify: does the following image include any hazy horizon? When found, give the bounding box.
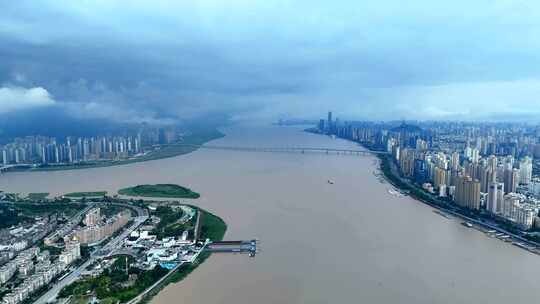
[1,1,540,128]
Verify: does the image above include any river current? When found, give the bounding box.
[1,125,538,304]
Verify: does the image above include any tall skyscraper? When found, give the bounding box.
[487,155,497,183]
[487,182,504,214]
[327,111,333,134]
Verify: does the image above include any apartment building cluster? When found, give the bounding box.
[1,243,80,304]
[399,147,540,229]
[0,216,56,264]
[65,208,131,245]
[317,112,540,230]
[0,134,142,165]
[0,126,181,166]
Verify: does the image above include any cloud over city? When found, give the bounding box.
[0,86,56,114]
[0,0,539,122]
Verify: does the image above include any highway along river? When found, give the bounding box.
[1,125,539,304]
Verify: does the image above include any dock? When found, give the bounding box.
[205,240,258,257]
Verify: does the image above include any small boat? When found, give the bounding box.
[462,222,473,228]
[327,180,334,184]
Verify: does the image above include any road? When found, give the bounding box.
[34,210,148,304]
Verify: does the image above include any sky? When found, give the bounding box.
[1,0,540,125]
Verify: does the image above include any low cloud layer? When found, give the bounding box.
[0,86,56,114]
[1,1,539,123]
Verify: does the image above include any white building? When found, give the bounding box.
[0,263,17,284]
[519,157,533,185]
[501,193,539,229]
[59,241,81,266]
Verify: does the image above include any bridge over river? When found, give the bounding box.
[178,144,388,156]
[0,145,387,174]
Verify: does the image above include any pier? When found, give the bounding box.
[205,240,259,257]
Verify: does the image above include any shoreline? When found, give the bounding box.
[306,129,540,256]
[375,153,540,253]
[1,129,225,174]
[27,196,227,304]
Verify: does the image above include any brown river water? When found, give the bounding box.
[1,125,539,304]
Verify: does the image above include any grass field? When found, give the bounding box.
[118,184,200,199]
[64,191,107,198]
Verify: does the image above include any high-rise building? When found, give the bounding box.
[519,156,533,185]
[487,155,497,183]
[433,167,446,189]
[503,168,519,194]
[327,111,333,134]
[1,150,7,165]
[478,165,491,193]
[318,119,325,132]
[487,182,504,214]
[454,175,481,210]
[470,148,480,163]
[450,151,460,171]
[399,148,416,177]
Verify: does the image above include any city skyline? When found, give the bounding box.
[315,111,540,230]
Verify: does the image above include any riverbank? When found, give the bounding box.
[57,204,226,304]
[137,209,227,304]
[4,129,224,173]
[305,128,540,255]
[375,147,540,255]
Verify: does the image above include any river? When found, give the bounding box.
[1,125,539,304]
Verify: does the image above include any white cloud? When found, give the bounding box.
[64,101,177,125]
[0,86,56,113]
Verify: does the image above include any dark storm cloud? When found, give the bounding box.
[1,0,540,123]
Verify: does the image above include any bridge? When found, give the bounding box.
[178,144,387,156]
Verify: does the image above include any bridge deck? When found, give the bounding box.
[177,144,387,155]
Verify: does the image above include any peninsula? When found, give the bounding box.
[0,183,257,304]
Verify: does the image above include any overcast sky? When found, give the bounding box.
[1,0,540,124]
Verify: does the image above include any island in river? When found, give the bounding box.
[118,184,200,199]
